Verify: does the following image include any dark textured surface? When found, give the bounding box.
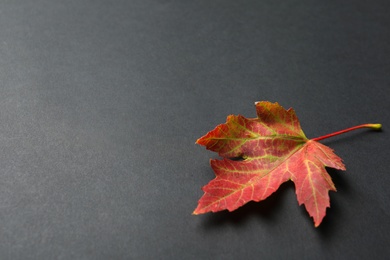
[0,0,389,259]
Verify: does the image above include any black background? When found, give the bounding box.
[1,0,389,259]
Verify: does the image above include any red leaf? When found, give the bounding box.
[194,101,347,227]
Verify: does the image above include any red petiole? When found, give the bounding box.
[312,123,382,142]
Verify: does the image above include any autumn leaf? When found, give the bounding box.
[194,101,381,227]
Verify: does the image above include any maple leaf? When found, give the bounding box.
[194,101,381,227]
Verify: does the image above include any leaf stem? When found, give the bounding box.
[311,123,382,142]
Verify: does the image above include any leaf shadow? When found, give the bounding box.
[312,131,368,238]
[199,182,294,230]
[315,167,351,239]
[198,167,352,236]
